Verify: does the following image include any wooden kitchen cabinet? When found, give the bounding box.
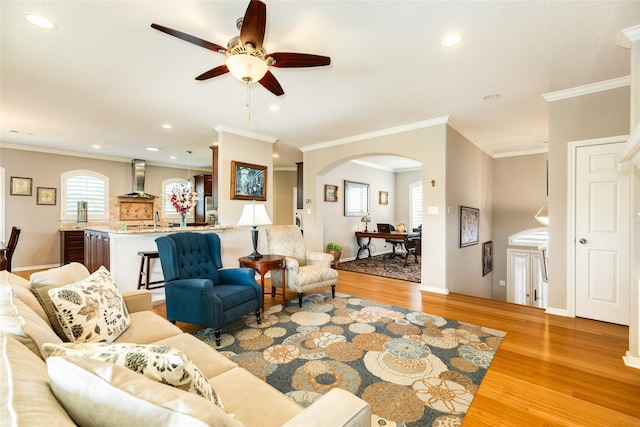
[60,230,85,265]
[84,230,110,273]
[194,174,212,223]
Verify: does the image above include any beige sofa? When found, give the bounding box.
[0,266,371,427]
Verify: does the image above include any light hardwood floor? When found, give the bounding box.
[16,269,640,425]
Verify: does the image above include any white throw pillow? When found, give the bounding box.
[46,356,241,427]
[42,342,224,409]
[47,266,130,343]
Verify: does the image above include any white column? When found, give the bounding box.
[618,25,640,369]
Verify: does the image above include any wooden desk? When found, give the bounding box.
[0,242,7,271]
[239,255,287,309]
[354,231,419,260]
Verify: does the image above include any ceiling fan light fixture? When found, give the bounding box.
[226,54,268,83]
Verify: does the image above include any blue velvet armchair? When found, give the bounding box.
[155,232,262,346]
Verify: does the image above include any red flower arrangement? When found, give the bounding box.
[168,182,198,215]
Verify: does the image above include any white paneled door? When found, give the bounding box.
[575,142,630,326]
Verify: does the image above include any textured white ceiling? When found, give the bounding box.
[1,1,638,170]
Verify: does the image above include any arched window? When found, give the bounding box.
[61,170,109,221]
[409,181,422,231]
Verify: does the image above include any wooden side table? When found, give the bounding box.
[239,255,287,309]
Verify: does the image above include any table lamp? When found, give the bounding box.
[237,202,272,259]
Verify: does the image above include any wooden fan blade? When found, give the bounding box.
[195,65,229,81]
[259,71,284,96]
[151,23,226,53]
[266,52,331,68]
[240,0,266,50]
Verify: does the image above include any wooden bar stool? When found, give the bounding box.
[137,251,164,290]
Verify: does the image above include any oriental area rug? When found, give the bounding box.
[336,254,421,283]
[195,291,505,426]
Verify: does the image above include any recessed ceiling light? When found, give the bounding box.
[146,147,160,152]
[482,93,501,101]
[440,34,463,47]
[91,144,101,149]
[269,105,281,112]
[272,153,279,158]
[24,14,57,30]
[169,155,177,160]
[162,124,173,129]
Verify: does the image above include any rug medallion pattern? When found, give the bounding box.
[195,291,505,426]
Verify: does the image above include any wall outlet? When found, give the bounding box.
[499,280,506,287]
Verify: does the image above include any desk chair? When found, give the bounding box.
[403,236,421,266]
[385,225,405,259]
[4,226,21,272]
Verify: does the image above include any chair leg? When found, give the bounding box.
[255,309,262,325]
[298,293,303,307]
[331,284,336,299]
[214,328,222,347]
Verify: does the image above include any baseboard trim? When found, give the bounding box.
[12,263,60,272]
[623,351,640,369]
[420,285,449,295]
[545,307,571,317]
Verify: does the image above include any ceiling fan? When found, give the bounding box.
[151,0,331,96]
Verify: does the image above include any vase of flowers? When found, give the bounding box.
[168,182,198,227]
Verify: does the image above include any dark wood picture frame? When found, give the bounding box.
[230,161,267,201]
[10,176,32,196]
[324,184,338,202]
[482,241,493,276]
[36,187,57,205]
[460,206,480,247]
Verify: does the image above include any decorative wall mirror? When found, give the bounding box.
[344,180,369,217]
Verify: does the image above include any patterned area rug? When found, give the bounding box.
[336,254,421,282]
[195,291,505,426]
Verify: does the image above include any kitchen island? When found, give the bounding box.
[82,225,256,301]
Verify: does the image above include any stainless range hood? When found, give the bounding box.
[119,159,156,199]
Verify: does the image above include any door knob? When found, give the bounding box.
[579,238,587,244]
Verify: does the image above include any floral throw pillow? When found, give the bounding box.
[42,342,225,410]
[47,266,130,343]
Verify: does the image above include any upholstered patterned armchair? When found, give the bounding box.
[155,232,262,346]
[265,225,338,307]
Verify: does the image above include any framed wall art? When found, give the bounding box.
[324,184,338,202]
[230,161,267,201]
[36,187,57,205]
[459,206,479,247]
[482,241,493,276]
[379,191,388,205]
[10,177,32,196]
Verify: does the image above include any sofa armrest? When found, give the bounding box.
[121,290,152,313]
[282,388,370,427]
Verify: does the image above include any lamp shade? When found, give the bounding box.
[237,203,272,226]
[226,54,268,83]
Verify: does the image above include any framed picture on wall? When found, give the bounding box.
[230,161,267,201]
[10,177,32,196]
[482,241,493,276]
[324,184,338,202]
[379,191,388,205]
[459,206,479,247]
[36,187,57,205]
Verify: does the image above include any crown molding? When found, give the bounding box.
[0,142,208,171]
[542,76,630,102]
[213,125,277,143]
[300,116,450,153]
[617,24,640,48]
[493,147,548,159]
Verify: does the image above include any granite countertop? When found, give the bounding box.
[62,225,232,234]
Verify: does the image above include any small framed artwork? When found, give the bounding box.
[324,184,338,202]
[230,161,267,201]
[36,187,57,205]
[482,241,493,276]
[459,206,479,247]
[10,177,33,196]
[379,191,389,205]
